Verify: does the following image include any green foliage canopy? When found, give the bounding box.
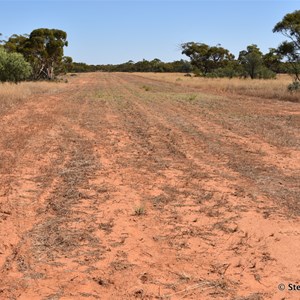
[3,28,68,80]
[263,48,283,73]
[273,10,300,47]
[4,34,28,53]
[273,10,300,81]
[181,42,234,76]
[25,28,68,80]
[238,45,264,79]
[0,47,32,83]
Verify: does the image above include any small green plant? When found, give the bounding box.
[134,205,146,216]
[188,94,197,101]
[287,81,300,92]
[142,85,150,91]
[178,272,192,281]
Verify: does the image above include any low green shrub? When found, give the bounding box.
[287,81,300,92]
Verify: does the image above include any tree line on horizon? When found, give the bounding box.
[0,10,299,87]
[86,44,285,80]
[70,59,193,74]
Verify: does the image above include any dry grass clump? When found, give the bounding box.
[135,73,300,102]
[0,81,66,114]
[0,81,64,100]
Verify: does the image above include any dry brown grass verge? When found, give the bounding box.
[133,73,300,102]
[0,81,67,115]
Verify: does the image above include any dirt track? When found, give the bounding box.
[0,73,299,300]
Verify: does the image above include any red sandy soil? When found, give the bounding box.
[0,73,299,300]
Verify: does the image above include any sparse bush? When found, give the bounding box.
[193,69,203,77]
[142,85,150,91]
[257,67,276,79]
[287,81,300,92]
[206,72,219,78]
[134,205,146,216]
[188,94,197,101]
[204,61,242,78]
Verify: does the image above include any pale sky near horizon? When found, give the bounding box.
[1,1,299,64]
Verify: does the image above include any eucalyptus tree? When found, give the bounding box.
[24,28,68,80]
[3,28,68,80]
[238,45,264,79]
[4,34,28,53]
[181,42,235,76]
[263,48,283,73]
[273,10,300,81]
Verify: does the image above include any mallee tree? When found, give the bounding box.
[238,44,264,79]
[2,28,68,80]
[273,10,300,82]
[24,28,68,80]
[181,42,234,76]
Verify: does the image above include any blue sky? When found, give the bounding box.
[1,1,299,64]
